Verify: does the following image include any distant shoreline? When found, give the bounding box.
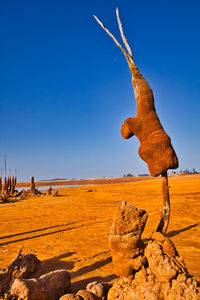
[15,173,198,188]
[16,176,152,188]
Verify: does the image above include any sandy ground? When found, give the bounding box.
[0,174,199,292]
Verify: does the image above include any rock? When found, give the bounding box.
[108,204,147,276]
[9,269,71,300]
[145,241,177,281]
[109,204,148,236]
[86,281,113,299]
[59,294,83,300]
[8,277,46,300]
[108,231,200,299]
[76,290,100,300]
[107,203,200,299]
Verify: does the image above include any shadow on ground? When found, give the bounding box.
[71,274,117,293]
[39,253,114,291]
[0,224,88,246]
[0,218,94,240]
[72,257,112,279]
[41,252,76,274]
[167,223,199,238]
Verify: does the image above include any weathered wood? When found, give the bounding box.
[156,171,170,235]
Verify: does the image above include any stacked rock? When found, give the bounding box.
[108,203,148,277]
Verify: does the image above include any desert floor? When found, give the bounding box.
[0,174,199,292]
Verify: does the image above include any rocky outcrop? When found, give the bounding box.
[107,206,200,300]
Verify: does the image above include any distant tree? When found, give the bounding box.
[183,169,190,174]
[124,173,134,177]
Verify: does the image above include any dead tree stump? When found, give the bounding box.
[94,9,179,234]
[31,176,36,194]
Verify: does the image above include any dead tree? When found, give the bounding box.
[30,176,36,194]
[14,168,17,185]
[94,9,178,234]
[3,177,8,195]
[7,175,11,195]
[10,176,15,195]
[0,176,2,194]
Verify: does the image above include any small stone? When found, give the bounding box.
[86,281,113,299]
[59,294,83,300]
[76,290,100,300]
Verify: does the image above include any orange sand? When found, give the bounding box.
[0,174,199,292]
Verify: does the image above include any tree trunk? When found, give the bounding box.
[156,171,170,235]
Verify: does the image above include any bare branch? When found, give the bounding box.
[116,8,133,58]
[93,15,133,64]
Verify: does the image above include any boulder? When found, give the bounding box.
[9,269,71,300]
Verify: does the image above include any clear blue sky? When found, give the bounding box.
[1,0,200,181]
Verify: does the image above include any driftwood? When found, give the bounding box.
[0,249,41,298]
[0,194,9,203]
[47,186,52,195]
[94,9,179,234]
